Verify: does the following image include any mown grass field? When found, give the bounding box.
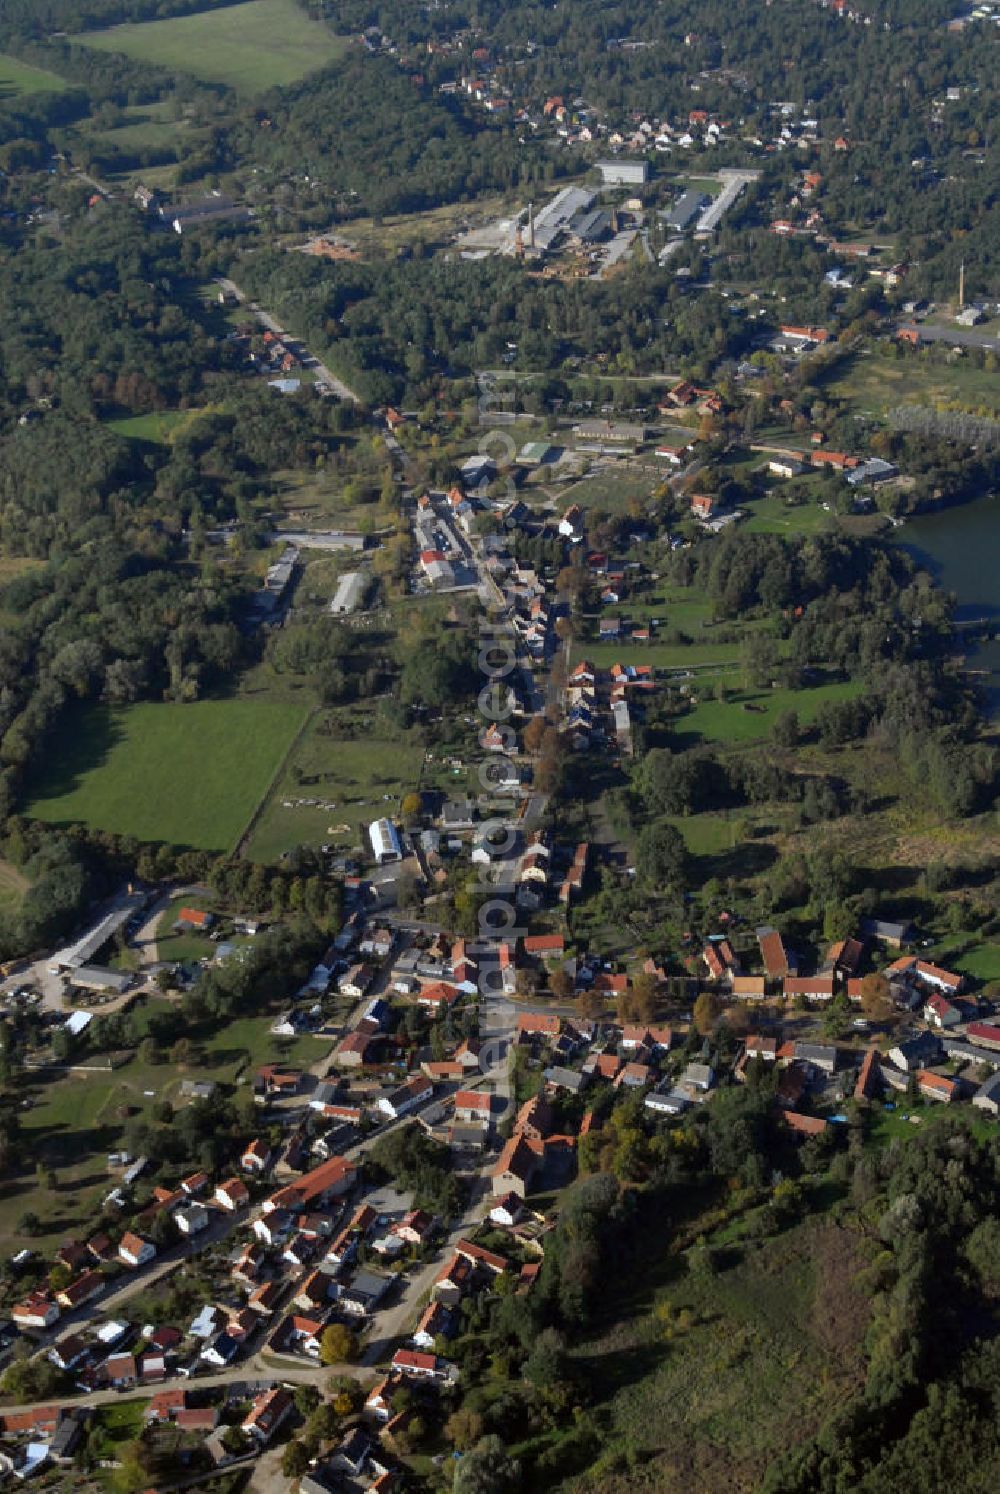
[675,677,864,744]
[76,0,351,93]
[246,708,420,862]
[742,490,839,536]
[590,638,751,670]
[923,937,1000,984]
[26,699,307,852]
[156,893,218,964]
[0,52,66,97]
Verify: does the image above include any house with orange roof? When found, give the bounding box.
[177,906,213,930]
[247,1281,282,1316]
[12,1292,59,1331]
[854,1047,882,1101]
[391,1348,450,1381]
[118,1232,155,1269]
[916,1069,960,1103]
[757,926,794,982]
[432,1253,475,1308]
[453,1090,498,1123]
[242,1387,293,1444]
[241,1138,272,1174]
[784,976,835,1002]
[492,1135,540,1198]
[264,1155,357,1213]
[513,1093,554,1139]
[455,1238,508,1274]
[731,975,767,1000]
[515,1012,562,1039]
[215,1177,250,1212]
[416,981,462,1014]
[56,1270,105,1311]
[782,1110,828,1137]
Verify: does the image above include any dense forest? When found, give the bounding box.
[238,249,751,403]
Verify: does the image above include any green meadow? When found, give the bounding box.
[0,53,66,98]
[27,699,307,852]
[76,0,350,93]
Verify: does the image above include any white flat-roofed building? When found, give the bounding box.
[330,570,369,614]
[369,819,402,865]
[596,158,649,186]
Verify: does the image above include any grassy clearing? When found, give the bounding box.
[245,708,420,863]
[668,813,741,856]
[196,1014,330,1079]
[675,678,864,744]
[106,409,198,444]
[82,100,201,154]
[0,52,66,97]
[586,590,787,672]
[26,698,308,852]
[91,1400,148,1457]
[76,0,351,93]
[924,938,1000,984]
[823,348,1000,422]
[268,467,394,533]
[3,1072,149,1250]
[556,468,659,513]
[0,554,45,587]
[866,1101,997,1150]
[742,491,840,536]
[684,174,726,198]
[570,1210,869,1491]
[155,894,217,964]
[328,191,517,256]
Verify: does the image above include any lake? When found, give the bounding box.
[898,493,1000,720]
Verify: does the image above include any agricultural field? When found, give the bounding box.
[26,698,308,852]
[0,52,66,98]
[75,0,351,93]
[245,707,420,863]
